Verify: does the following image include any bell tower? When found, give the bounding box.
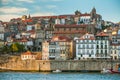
[91,7,97,21]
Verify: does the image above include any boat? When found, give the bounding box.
[101,68,111,73]
[101,58,120,74]
[52,69,62,73]
[109,69,120,74]
[101,68,120,74]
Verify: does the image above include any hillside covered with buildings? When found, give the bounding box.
[0,8,120,61]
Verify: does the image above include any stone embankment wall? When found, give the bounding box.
[0,56,119,72]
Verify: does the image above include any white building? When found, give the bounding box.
[96,32,110,59]
[0,32,4,40]
[75,33,96,60]
[21,51,36,60]
[110,44,120,60]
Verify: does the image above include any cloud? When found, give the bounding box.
[0,7,28,14]
[1,0,34,4]
[17,0,34,3]
[0,12,56,22]
[0,14,21,22]
[46,5,57,9]
[1,0,13,4]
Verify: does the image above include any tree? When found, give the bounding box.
[11,43,18,52]
[11,43,26,53]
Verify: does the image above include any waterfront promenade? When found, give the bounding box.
[0,56,119,72]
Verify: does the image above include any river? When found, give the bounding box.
[0,72,120,80]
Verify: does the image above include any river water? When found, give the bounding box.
[0,72,120,80]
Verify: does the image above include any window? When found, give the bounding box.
[89,54,91,57]
[97,45,99,48]
[91,50,94,55]
[114,56,117,60]
[87,45,89,48]
[91,45,94,49]
[81,54,83,57]
[105,45,107,48]
[101,45,103,49]
[115,50,116,54]
[111,50,112,54]
[101,50,103,54]
[105,50,107,54]
[83,45,85,48]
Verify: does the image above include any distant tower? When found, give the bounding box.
[28,14,31,19]
[75,10,81,15]
[90,7,97,21]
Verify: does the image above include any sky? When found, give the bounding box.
[0,0,120,23]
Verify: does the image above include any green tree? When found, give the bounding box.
[11,43,18,52]
[15,43,26,52]
[1,45,11,54]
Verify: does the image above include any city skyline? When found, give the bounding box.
[0,0,120,23]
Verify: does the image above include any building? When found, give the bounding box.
[49,36,73,60]
[42,41,49,60]
[110,44,120,60]
[75,33,96,60]
[21,51,36,60]
[54,24,96,39]
[34,24,45,51]
[96,32,110,59]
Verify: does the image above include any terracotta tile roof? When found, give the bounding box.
[55,24,92,28]
[31,13,91,19]
[21,51,35,55]
[79,33,95,40]
[54,30,86,34]
[23,19,32,22]
[32,16,58,19]
[79,36,95,40]
[96,32,108,36]
[51,36,71,42]
[26,30,35,34]
[110,44,120,46]
[21,39,28,42]
[80,14,91,16]
[13,39,28,42]
[59,13,90,17]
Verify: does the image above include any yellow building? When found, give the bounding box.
[49,36,73,60]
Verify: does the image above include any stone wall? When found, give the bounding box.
[0,57,119,72]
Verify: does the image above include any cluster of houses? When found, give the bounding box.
[0,8,120,60]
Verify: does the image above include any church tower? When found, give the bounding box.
[75,10,81,15]
[90,7,97,21]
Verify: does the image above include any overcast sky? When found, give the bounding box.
[0,0,120,23]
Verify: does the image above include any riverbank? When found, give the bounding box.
[0,56,119,72]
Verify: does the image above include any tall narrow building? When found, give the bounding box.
[96,32,110,59]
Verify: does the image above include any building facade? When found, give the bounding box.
[49,36,73,60]
[42,41,49,60]
[96,32,110,59]
[75,33,96,60]
[110,44,120,60]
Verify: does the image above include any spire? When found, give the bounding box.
[28,14,31,19]
[91,7,96,13]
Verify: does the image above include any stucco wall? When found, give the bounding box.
[0,57,119,72]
